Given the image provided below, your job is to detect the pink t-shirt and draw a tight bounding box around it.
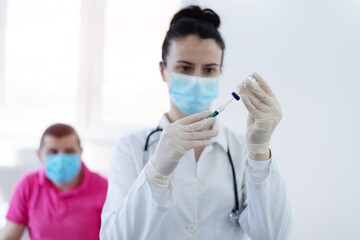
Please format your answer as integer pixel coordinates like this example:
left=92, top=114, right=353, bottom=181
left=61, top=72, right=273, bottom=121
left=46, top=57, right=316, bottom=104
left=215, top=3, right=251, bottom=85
left=6, top=162, right=108, bottom=240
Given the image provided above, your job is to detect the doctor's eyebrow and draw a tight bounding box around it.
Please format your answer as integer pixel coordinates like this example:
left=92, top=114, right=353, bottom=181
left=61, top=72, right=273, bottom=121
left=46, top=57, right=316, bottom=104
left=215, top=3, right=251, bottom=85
left=176, top=60, right=219, bottom=67
left=176, top=60, right=194, bottom=65
left=204, top=63, right=219, bottom=67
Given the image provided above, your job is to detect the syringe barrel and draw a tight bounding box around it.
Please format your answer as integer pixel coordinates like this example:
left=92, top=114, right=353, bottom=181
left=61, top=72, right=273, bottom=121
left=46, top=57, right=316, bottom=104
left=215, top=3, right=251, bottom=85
left=216, top=105, right=226, bottom=113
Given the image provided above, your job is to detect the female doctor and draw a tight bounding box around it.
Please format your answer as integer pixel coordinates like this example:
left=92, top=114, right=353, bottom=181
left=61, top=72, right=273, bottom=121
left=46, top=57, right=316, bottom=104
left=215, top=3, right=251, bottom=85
left=100, top=5, right=291, bottom=240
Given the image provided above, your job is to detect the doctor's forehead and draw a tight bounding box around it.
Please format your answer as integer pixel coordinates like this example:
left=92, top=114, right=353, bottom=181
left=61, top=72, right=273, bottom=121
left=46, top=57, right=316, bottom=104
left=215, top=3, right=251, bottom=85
left=166, top=35, right=222, bottom=65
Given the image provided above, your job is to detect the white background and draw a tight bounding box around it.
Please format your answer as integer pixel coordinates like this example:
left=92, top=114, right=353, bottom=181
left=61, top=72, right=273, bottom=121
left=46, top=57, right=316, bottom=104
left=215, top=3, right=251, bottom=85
left=1, top=0, right=360, bottom=239
left=184, top=0, right=360, bottom=239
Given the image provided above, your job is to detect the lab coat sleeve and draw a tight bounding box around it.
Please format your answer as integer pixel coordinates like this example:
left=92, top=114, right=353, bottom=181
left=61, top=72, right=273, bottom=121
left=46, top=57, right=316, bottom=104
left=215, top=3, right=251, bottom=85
left=100, top=136, right=175, bottom=240
left=239, top=156, right=292, bottom=240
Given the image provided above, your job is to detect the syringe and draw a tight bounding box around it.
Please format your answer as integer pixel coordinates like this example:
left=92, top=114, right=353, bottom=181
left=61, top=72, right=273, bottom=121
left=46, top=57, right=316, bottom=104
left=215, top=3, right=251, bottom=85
left=207, top=75, right=258, bottom=118
left=207, top=91, right=241, bottom=118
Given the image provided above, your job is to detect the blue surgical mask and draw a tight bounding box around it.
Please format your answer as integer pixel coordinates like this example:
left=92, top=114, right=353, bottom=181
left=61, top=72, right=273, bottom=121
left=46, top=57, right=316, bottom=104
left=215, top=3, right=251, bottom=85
left=169, top=72, right=219, bottom=115
left=45, top=154, right=81, bottom=184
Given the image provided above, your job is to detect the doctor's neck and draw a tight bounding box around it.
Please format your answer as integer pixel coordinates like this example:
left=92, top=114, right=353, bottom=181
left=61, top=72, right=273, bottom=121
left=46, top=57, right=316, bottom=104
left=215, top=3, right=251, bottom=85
left=166, top=102, right=186, bottom=123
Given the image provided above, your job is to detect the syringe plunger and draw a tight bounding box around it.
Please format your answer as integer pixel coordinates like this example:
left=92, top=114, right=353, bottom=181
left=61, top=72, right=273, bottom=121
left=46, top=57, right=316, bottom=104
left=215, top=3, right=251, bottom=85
left=232, top=92, right=240, bottom=101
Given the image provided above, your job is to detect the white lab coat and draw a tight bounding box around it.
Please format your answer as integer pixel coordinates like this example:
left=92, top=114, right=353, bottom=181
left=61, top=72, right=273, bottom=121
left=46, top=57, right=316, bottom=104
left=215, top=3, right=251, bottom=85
left=100, top=115, right=291, bottom=240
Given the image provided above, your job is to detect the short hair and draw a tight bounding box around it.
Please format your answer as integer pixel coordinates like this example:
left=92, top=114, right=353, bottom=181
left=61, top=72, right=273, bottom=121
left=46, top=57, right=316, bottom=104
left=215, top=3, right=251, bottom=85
left=39, top=123, right=81, bottom=149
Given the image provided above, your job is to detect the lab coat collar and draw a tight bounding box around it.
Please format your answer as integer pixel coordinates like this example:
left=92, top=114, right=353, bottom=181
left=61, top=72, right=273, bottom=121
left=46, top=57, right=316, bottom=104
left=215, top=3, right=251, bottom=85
left=157, top=113, right=228, bottom=152
left=157, top=113, right=171, bottom=129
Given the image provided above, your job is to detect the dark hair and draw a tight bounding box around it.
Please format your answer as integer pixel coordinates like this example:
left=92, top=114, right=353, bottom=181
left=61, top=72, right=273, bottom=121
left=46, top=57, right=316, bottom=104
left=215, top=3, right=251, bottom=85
left=39, top=123, right=81, bottom=149
left=161, top=5, right=225, bottom=67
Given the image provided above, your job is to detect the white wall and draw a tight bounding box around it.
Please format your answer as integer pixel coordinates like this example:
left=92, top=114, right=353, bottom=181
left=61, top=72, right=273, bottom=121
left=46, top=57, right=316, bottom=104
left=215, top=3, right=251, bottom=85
left=184, top=0, right=360, bottom=239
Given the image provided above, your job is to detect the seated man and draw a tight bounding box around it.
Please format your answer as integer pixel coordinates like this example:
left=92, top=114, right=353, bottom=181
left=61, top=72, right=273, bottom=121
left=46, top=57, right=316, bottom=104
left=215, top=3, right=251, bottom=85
left=0, top=124, right=108, bottom=240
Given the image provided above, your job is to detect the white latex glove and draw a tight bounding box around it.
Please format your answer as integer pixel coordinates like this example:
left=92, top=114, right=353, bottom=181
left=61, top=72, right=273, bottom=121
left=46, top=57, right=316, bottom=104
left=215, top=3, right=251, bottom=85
left=237, top=73, right=282, bottom=154
left=151, top=110, right=218, bottom=176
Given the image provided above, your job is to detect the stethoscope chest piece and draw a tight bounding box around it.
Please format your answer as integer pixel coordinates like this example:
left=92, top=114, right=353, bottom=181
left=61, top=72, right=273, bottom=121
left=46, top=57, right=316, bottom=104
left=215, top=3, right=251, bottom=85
left=229, top=209, right=240, bottom=227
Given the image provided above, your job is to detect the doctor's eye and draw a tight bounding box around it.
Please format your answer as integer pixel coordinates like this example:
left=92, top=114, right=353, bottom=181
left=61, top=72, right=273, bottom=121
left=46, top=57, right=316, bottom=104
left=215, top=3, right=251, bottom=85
left=65, top=148, right=76, bottom=154
left=47, top=149, right=58, bottom=155
left=203, top=67, right=217, bottom=75
left=178, top=65, right=193, bottom=73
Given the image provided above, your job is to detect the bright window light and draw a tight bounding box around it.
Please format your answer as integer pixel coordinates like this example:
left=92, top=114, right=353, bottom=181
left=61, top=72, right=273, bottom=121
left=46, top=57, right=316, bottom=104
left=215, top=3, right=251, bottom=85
left=3, top=0, right=81, bottom=127
left=101, top=0, right=181, bottom=128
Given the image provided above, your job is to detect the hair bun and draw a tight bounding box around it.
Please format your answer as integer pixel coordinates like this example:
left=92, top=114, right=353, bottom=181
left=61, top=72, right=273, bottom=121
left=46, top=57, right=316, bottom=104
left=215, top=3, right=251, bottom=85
left=170, top=5, right=221, bottom=29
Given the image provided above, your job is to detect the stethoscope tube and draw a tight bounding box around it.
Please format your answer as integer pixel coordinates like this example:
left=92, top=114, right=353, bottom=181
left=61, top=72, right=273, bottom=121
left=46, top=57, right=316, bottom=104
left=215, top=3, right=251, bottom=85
left=144, top=127, right=163, bottom=151
left=143, top=127, right=240, bottom=227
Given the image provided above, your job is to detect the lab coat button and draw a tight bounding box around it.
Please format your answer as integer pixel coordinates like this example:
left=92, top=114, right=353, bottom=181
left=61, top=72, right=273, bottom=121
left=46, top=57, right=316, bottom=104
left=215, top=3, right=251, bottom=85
left=186, top=224, right=197, bottom=233
left=196, top=183, right=202, bottom=192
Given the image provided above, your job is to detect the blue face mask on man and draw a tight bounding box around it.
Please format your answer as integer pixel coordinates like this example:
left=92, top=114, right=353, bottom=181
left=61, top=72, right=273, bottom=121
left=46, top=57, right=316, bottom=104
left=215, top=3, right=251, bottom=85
left=45, top=154, right=81, bottom=184
left=169, top=72, right=219, bottom=115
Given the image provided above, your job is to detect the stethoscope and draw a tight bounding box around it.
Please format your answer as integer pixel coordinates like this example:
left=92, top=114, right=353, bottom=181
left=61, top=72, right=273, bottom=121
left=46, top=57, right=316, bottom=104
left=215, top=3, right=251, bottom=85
left=143, top=127, right=241, bottom=227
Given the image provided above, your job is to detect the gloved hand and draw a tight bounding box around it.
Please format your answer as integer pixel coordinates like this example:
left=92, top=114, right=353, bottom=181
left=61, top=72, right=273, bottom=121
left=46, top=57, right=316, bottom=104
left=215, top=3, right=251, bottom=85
left=151, top=110, right=218, bottom=176
left=237, top=73, right=282, bottom=154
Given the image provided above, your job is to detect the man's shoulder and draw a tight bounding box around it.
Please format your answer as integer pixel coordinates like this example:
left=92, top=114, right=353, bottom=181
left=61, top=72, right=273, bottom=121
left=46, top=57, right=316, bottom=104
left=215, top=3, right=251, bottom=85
left=11, top=169, right=43, bottom=199
left=18, top=169, right=42, bottom=186
left=88, top=170, right=107, bottom=185
left=85, top=171, right=108, bottom=200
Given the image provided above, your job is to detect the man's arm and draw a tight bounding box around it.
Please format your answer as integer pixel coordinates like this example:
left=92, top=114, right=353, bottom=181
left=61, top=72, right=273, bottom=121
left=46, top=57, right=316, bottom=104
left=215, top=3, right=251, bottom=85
left=0, top=221, right=25, bottom=240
